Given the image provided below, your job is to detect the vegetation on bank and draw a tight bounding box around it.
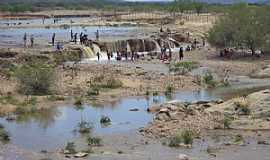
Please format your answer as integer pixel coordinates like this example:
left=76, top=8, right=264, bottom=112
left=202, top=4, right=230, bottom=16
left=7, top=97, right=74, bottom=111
left=1, top=0, right=269, bottom=14
left=208, top=3, right=270, bottom=55
left=169, top=61, right=198, bottom=74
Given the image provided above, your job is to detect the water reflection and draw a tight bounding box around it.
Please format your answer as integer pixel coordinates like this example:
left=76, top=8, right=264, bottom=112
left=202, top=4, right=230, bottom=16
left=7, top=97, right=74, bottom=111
left=0, top=90, right=217, bottom=151
left=15, top=107, right=61, bottom=129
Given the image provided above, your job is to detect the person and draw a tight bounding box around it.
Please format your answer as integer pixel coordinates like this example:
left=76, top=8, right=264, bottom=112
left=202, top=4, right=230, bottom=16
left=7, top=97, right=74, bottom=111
left=96, top=30, right=99, bottom=41
left=71, top=30, right=73, bottom=41
left=42, top=17, right=45, bottom=24
left=202, top=38, right=206, bottom=47
left=79, top=32, right=83, bottom=44
left=179, top=47, right=184, bottom=60
left=52, top=33, right=56, bottom=46
left=168, top=48, right=172, bottom=61
left=74, top=33, right=77, bottom=44
left=131, top=51, right=134, bottom=61
left=186, top=45, right=191, bottom=51
left=160, top=27, right=163, bottom=32
left=116, top=51, right=121, bottom=61
left=193, top=38, right=198, bottom=49
left=30, top=35, right=34, bottom=48
left=97, top=52, right=101, bottom=61
left=107, top=50, right=111, bottom=61
left=23, top=33, right=27, bottom=48
left=125, top=51, right=128, bottom=61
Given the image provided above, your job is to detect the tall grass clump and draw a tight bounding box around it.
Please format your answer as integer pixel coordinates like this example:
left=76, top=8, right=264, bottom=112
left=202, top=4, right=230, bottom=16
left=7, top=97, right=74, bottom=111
left=169, top=130, right=194, bottom=147
left=15, top=62, right=55, bottom=95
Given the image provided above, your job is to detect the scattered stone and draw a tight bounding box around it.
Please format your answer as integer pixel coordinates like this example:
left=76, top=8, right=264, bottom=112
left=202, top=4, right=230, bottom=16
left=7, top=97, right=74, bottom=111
left=74, top=152, right=88, bottom=158
left=178, top=154, right=190, bottom=160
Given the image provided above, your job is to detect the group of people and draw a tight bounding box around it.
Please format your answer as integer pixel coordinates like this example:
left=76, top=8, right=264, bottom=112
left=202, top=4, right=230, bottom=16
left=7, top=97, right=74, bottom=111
left=23, top=32, right=63, bottom=50
left=70, top=29, right=98, bottom=45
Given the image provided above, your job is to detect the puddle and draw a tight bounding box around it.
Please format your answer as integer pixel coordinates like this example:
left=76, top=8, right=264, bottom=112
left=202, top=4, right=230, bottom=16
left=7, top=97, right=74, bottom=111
left=0, top=90, right=217, bottom=151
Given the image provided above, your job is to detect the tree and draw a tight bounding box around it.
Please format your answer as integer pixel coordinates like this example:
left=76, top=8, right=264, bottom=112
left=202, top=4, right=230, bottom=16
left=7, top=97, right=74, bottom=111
left=208, top=3, right=270, bottom=56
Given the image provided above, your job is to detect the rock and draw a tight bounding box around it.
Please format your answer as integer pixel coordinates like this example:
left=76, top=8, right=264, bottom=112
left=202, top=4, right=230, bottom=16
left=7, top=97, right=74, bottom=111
left=258, top=140, right=270, bottom=145
left=74, top=152, right=88, bottom=158
left=129, top=108, right=139, bottom=112
left=147, top=105, right=161, bottom=113
left=155, top=113, right=170, bottom=121
left=159, top=108, right=170, bottom=114
left=178, top=154, right=190, bottom=160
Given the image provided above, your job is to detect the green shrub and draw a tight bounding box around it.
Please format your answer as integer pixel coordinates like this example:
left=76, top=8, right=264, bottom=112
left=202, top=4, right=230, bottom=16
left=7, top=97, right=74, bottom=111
left=0, top=94, right=18, bottom=105
left=74, top=96, right=83, bottom=106
left=47, top=95, right=65, bottom=101
left=78, top=121, right=92, bottom=134
left=88, top=136, right=102, bottom=146
left=65, top=142, right=76, bottom=154
left=181, top=130, right=194, bottom=145
left=0, top=125, right=10, bottom=143
left=169, top=61, right=198, bottom=73
left=15, top=62, right=55, bottom=95
left=165, top=84, right=174, bottom=96
left=223, top=115, right=232, bottom=129
left=203, top=72, right=217, bottom=88
left=102, top=78, right=123, bottom=89
left=233, top=134, right=245, bottom=144
left=87, top=85, right=100, bottom=96
left=169, top=130, right=194, bottom=147
left=100, top=115, right=111, bottom=124
left=234, top=100, right=250, bottom=115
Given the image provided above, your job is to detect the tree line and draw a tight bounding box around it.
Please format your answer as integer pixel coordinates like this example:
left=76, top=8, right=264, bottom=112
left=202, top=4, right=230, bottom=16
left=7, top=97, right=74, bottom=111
left=208, top=3, right=270, bottom=55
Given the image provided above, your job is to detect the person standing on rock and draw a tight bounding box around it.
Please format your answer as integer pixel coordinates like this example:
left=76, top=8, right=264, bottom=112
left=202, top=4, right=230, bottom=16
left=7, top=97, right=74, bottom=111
left=52, top=33, right=56, bottom=46
left=30, top=35, right=34, bottom=48
left=23, top=33, right=27, bottom=48
left=74, top=33, right=77, bottom=44
left=97, top=52, right=101, bottom=61
left=70, top=29, right=73, bottom=42
left=179, top=47, right=184, bottom=61
left=79, top=32, right=83, bottom=45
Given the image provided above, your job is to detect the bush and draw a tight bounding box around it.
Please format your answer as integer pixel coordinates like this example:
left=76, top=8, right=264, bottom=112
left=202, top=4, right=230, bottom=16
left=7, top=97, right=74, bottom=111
left=169, top=130, right=194, bottom=147
left=47, top=95, right=65, bottom=101
left=89, top=75, right=123, bottom=90
left=88, top=136, right=102, bottom=146
left=0, top=125, right=10, bottom=143
left=234, top=100, right=250, bottom=115
left=169, top=61, right=198, bottom=74
left=165, top=84, right=174, bottom=96
left=74, top=96, right=83, bottom=106
left=233, top=134, right=245, bottom=144
left=15, top=62, right=55, bottom=95
left=223, top=115, right=232, bottom=129
left=100, top=115, right=111, bottom=124
left=78, top=121, right=92, bottom=134
left=203, top=72, right=217, bottom=88
left=65, top=142, right=76, bottom=154
left=87, top=84, right=100, bottom=96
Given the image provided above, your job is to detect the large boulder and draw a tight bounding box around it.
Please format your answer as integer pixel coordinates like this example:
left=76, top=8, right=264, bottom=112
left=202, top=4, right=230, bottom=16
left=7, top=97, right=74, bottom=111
left=252, top=65, right=270, bottom=78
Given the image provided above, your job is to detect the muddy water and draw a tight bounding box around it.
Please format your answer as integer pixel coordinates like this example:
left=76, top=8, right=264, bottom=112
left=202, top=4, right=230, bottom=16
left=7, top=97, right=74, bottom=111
left=0, top=90, right=217, bottom=152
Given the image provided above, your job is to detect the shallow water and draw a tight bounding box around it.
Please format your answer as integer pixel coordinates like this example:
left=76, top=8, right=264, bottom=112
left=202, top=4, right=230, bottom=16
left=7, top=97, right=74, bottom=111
left=0, top=90, right=217, bottom=151
left=0, top=25, right=151, bottom=47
